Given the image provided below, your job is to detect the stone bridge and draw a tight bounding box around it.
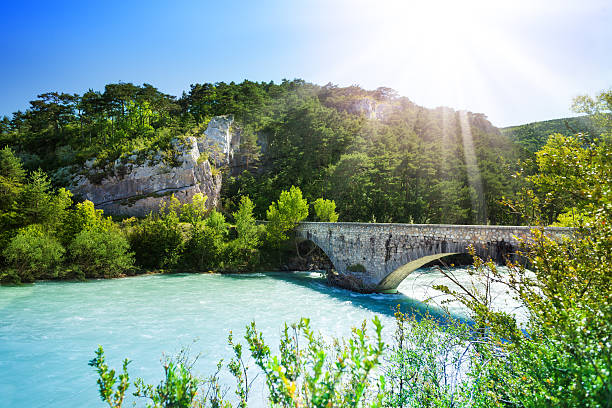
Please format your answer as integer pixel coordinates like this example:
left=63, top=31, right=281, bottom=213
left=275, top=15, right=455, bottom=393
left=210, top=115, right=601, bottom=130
left=295, top=222, right=571, bottom=293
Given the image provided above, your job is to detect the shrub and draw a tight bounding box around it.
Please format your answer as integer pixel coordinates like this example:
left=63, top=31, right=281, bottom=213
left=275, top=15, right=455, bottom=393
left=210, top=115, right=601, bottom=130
left=91, top=345, right=230, bottom=408
left=69, top=228, right=134, bottom=279
left=178, top=193, right=208, bottom=224
left=180, top=223, right=225, bottom=271
left=60, top=200, right=113, bottom=245
left=133, top=356, right=200, bottom=407
left=224, top=239, right=260, bottom=272
left=2, top=224, right=64, bottom=283
left=384, top=310, right=498, bottom=407
left=128, top=205, right=183, bottom=270
left=91, top=318, right=385, bottom=408
left=88, top=346, right=130, bottom=408
left=245, top=317, right=384, bottom=407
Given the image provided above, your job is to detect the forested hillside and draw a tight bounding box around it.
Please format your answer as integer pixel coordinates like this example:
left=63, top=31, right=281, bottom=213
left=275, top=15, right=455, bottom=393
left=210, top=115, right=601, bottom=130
left=1, top=80, right=527, bottom=225
left=501, top=115, right=599, bottom=152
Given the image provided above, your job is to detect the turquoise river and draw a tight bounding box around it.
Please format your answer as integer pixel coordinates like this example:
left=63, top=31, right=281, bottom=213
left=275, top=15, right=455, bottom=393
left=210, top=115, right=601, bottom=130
left=0, top=268, right=520, bottom=407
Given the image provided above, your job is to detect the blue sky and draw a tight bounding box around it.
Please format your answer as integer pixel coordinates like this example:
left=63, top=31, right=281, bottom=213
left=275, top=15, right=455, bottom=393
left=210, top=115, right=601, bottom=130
left=1, top=0, right=610, bottom=127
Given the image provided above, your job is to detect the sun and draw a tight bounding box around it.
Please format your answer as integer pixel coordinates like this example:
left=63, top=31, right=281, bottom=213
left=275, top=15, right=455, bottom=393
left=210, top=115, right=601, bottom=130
left=321, top=0, right=576, bottom=124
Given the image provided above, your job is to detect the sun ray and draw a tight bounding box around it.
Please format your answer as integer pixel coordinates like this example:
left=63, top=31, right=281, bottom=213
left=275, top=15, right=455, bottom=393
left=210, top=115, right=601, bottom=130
left=459, top=110, right=486, bottom=223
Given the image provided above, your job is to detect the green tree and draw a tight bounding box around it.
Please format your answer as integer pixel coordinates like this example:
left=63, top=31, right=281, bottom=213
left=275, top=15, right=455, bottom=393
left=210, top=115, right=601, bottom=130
left=0, top=147, right=25, bottom=206
left=239, top=126, right=261, bottom=170
left=312, top=198, right=339, bottom=222
left=265, top=186, right=308, bottom=248
left=572, top=88, right=612, bottom=142
left=69, top=228, right=134, bottom=279
left=181, top=223, right=225, bottom=271
left=233, top=196, right=260, bottom=248
left=128, top=206, right=183, bottom=270
left=178, top=193, right=208, bottom=225
left=60, top=200, right=113, bottom=245
left=515, top=133, right=611, bottom=226
left=0, top=147, right=26, bottom=239
left=226, top=196, right=263, bottom=270
left=16, top=170, right=72, bottom=230
left=2, top=224, right=65, bottom=283
left=326, top=153, right=374, bottom=222
left=205, top=210, right=229, bottom=237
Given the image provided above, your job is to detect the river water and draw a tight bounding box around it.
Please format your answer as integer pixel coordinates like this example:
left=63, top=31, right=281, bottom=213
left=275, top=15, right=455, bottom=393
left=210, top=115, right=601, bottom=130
left=0, top=268, right=521, bottom=407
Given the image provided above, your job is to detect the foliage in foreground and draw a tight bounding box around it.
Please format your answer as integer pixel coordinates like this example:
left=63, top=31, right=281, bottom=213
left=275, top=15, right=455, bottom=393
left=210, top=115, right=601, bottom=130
left=90, top=317, right=386, bottom=408
left=435, top=122, right=611, bottom=406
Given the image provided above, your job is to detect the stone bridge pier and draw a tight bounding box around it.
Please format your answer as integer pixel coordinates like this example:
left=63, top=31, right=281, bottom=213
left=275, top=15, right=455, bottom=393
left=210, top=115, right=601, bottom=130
left=295, top=222, right=571, bottom=293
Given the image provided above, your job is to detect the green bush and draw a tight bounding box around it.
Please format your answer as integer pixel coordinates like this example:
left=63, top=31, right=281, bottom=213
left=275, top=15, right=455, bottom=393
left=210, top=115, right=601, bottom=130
left=133, top=357, right=201, bottom=408
left=245, top=317, right=384, bottom=407
left=224, top=239, right=260, bottom=272
left=60, top=200, right=113, bottom=245
left=178, top=193, right=208, bottom=224
left=69, top=228, right=134, bottom=279
left=384, top=310, right=498, bottom=408
left=91, top=345, right=230, bottom=408
left=180, top=223, right=225, bottom=271
left=128, top=211, right=183, bottom=270
left=88, top=346, right=130, bottom=408
left=91, top=317, right=385, bottom=408
left=2, top=224, right=64, bottom=283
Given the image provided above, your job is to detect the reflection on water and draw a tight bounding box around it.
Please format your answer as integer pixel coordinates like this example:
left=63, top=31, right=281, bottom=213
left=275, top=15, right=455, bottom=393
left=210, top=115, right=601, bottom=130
left=0, top=267, right=520, bottom=407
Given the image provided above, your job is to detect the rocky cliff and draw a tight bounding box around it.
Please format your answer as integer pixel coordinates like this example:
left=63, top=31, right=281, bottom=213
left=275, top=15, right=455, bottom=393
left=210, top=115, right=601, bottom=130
left=69, top=116, right=238, bottom=217
left=345, top=97, right=397, bottom=120
left=198, top=115, right=240, bottom=166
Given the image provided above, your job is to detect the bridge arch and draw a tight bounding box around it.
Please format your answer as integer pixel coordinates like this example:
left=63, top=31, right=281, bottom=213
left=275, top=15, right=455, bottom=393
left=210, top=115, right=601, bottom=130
left=294, top=238, right=338, bottom=272
left=295, top=222, right=571, bottom=294
left=376, top=252, right=459, bottom=292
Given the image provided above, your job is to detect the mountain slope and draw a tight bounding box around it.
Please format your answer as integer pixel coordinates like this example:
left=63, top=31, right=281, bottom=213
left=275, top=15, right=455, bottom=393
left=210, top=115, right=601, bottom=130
left=501, top=116, right=598, bottom=152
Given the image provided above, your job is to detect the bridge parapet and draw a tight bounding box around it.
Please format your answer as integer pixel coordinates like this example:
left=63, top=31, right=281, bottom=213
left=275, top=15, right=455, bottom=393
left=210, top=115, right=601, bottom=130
left=295, top=222, right=572, bottom=293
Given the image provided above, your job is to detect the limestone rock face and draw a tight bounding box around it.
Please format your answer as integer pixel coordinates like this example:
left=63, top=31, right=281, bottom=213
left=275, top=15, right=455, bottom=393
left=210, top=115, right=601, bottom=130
left=347, top=98, right=395, bottom=120
left=70, top=136, right=222, bottom=217
left=197, top=115, right=240, bottom=166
